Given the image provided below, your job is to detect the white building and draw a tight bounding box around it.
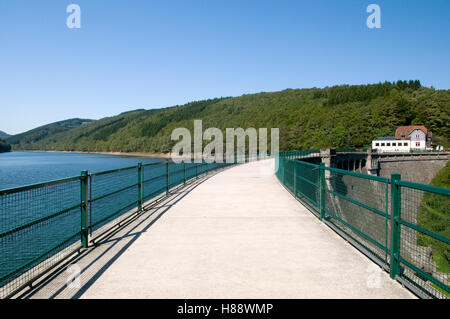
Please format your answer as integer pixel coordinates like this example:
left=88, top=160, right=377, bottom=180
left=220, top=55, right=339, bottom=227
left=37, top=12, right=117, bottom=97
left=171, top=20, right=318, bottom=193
left=408, top=128, right=427, bottom=150
left=372, top=126, right=432, bottom=153
left=372, top=137, right=411, bottom=153
left=395, top=126, right=432, bottom=151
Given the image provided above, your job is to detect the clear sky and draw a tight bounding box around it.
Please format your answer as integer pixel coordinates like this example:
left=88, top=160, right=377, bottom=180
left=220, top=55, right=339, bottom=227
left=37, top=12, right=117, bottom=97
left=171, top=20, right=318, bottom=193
left=0, top=0, right=449, bottom=134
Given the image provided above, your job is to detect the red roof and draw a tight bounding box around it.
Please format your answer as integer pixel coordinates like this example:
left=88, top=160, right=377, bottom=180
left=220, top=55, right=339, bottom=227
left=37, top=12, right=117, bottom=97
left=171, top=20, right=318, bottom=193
left=395, top=126, right=428, bottom=139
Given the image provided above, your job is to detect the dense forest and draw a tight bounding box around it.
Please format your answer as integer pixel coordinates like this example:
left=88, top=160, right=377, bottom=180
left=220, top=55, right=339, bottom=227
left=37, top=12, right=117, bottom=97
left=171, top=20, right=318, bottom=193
left=6, top=81, right=450, bottom=153
left=0, top=139, right=11, bottom=153
left=6, top=118, right=93, bottom=147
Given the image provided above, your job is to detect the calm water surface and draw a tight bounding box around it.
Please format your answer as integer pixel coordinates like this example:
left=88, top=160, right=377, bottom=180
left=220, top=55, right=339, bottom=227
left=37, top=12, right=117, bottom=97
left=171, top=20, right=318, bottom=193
left=0, top=152, right=164, bottom=190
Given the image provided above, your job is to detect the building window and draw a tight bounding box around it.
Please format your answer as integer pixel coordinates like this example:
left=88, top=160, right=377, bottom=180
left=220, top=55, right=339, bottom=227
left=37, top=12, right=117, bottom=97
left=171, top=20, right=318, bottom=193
left=392, top=143, right=396, bottom=146
left=416, top=142, right=420, bottom=147
left=381, top=143, right=385, bottom=146
left=375, top=143, right=379, bottom=147
left=387, top=143, right=391, bottom=146
left=404, top=143, right=408, bottom=146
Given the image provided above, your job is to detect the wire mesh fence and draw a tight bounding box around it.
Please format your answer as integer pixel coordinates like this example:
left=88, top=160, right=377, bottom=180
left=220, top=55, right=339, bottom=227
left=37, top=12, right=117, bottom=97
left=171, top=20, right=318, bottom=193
left=324, top=168, right=390, bottom=266
left=0, top=177, right=81, bottom=299
left=276, top=152, right=449, bottom=299
left=276, top=157, right=321, bottom=216
left=295, top=161, right=320, bottom=216
left=169, top=162, right=186, bottom=189
left=0, top=158, right=235, bottom=299
left=142, top=161, right=167, bottom=202
left=89, top=166, right=139, bottom=238
left=397, top=181, right=449, bottom=299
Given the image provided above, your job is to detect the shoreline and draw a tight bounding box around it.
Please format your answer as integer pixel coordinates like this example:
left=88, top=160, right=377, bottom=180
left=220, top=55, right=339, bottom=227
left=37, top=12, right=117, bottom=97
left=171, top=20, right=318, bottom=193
left=12, top=150, right=173, bottom=159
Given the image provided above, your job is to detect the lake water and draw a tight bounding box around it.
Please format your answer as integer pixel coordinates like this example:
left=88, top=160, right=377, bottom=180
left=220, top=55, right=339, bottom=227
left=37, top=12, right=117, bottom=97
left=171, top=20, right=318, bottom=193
left=0, top=152, right=164, bottom=190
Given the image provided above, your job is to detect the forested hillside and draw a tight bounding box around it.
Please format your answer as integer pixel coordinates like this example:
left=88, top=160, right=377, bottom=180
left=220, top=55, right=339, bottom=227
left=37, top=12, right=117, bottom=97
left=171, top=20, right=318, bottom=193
left=0, top=139, right=11, bottom=153
left=7, top=81, right=450, bottom=153
left=7, top=118, right=93, bottom=149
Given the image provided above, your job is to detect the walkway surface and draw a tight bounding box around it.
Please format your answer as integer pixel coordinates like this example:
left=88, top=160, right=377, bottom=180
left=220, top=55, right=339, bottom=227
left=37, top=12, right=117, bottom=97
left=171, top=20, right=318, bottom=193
left=23, top=159, right=414, bottom=299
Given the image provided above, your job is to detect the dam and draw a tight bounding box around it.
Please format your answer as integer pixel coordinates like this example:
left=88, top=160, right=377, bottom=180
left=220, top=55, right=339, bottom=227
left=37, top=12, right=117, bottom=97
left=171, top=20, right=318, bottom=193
left=0, top=154, right=448, bottom=299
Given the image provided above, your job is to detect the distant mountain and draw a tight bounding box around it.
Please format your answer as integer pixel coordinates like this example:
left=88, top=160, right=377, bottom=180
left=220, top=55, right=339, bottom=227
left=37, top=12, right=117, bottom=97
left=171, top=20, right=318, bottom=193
left=0, top=130, right=10, bottom=139
left=7, top=81, right=450, bottom=153
left=7, top=118, right=93, bottom=149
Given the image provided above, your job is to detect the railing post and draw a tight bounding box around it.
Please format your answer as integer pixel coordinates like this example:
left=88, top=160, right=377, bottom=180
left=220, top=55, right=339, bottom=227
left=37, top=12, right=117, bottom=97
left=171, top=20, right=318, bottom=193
left=80, top=170, right=89, bottom=248
left=390, top=173, right=401, bottom=279
left=293, top=162, right=297, bottom=197
left=184, top=161, right=186, bottom=185
left=319, top=163, right=326, bottom=221
left=138, top=163, right=142, bottom=211
left=166, top=159, right=170, bottom=195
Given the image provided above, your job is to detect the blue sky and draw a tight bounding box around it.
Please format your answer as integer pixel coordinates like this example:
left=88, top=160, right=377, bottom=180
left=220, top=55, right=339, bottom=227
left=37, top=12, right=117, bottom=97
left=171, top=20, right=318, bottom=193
left=0, top=0, right=449, bottom=134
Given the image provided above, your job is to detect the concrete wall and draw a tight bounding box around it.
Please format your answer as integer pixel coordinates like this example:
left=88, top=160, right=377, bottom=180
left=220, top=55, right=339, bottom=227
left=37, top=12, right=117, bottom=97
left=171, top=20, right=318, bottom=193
left=378, top=159, right=448, bottom=184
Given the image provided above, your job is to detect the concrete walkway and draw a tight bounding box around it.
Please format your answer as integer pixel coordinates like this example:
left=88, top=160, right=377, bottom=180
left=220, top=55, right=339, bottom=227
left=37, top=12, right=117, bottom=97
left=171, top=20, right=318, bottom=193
left=24, top=159, right=414, bottom=299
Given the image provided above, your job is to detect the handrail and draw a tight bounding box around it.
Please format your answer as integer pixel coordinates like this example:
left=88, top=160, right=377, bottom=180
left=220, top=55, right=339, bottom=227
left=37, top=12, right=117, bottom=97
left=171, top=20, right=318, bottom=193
left=325, top=165, right=390, bottom=183
left=397, top=179, right=450, bottom=196
left=0, top=176, right=80, bottom=196
left=276, top=152, right=449, bottom=299
left=90, top=165, right=138, bottom=177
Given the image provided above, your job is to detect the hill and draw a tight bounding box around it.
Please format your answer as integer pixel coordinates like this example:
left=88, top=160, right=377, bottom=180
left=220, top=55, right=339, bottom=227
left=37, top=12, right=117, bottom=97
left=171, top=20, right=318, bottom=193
left=429, top=162, right=450, bottom=189
left=7, top=118, right=93, bottom=149
left=0, top=130, right=10, bottom=139
left=7, top=81, right=450, bottom=153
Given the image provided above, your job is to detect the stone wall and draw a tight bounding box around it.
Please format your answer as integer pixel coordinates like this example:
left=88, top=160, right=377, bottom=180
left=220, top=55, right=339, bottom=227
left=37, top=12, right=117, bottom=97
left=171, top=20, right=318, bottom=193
left=378, top=159, right=448, bottom=184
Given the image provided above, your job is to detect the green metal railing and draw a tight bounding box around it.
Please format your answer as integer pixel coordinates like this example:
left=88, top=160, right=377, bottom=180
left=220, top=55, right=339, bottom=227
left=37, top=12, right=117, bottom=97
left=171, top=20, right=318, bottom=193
left=0, top=157, right=235, bottom=299
left=276, top=152, right=449, bottom=299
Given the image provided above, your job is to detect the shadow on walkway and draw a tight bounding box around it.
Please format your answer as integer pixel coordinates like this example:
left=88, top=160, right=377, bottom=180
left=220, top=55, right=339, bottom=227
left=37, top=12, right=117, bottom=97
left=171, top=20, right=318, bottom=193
left=18, top=169, right=226, bottom=299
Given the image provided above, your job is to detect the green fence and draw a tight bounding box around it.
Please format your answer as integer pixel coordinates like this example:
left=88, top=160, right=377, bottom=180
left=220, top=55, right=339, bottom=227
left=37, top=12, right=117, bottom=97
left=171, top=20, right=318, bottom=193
left=276, top=153, right=449, bottom=299
left=0, top=158, right=234, bottom=299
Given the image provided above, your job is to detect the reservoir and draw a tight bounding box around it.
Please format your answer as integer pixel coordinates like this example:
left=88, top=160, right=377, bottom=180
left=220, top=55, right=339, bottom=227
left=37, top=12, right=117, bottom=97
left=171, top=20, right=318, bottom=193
left=0, top=152, right=163, bottom=190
